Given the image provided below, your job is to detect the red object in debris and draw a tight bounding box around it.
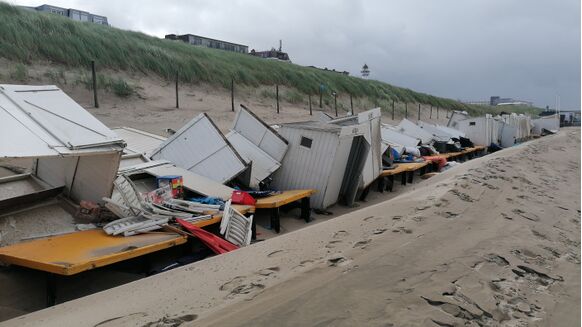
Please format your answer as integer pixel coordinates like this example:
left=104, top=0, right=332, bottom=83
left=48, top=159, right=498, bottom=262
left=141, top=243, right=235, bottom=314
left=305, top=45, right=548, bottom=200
left=423, top=156, right=447, bottom=170
left=176, top=218, right=238, bottom=254
left=231, top=190, right=256, bottom=205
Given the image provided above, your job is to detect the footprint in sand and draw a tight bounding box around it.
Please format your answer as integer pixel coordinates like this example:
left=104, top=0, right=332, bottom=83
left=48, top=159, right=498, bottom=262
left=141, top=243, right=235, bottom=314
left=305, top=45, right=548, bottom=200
left=353, top=239, right=371, bottom=249
left=142, top=314, right=198, bottom=327
left=449, top=189, right=474, bottom=202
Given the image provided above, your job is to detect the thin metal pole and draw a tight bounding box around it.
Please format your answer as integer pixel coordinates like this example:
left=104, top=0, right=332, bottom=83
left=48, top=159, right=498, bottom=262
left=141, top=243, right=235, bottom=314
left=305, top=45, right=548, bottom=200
left=91, top=60, right=98, bottom=108
left=392, top=100, right=395, bottom=120
left=231, top=78, right=234, bottom=112
left=334, top=93, right=338, bottom=117
left=405, top=103, right=408, bottom=119
left=276, top=84, right=279, bottom=114
left=350, top=94, right=353, bottom=115
left=309, top=94, right=312, bottom=115
left=175, top=71, right=179, bottom=109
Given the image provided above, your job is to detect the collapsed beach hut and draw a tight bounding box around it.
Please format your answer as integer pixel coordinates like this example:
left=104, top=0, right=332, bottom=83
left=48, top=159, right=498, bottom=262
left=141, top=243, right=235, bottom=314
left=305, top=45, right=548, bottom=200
left=449, top=115, right=502, bottom=147
left=112, top=127, right=166, bottom=168
left=225, top=105, right=288, bottom=189
left=417, top=121, right=464, bottom=140
left=380, top=124, right=421, bottom=153
left=447, top=110, right=470, bottom=127
left=396, top=118, right=437, bottom=144
left=0, top=85, right=125, bottom=245
left=150, top=113, right=249, bottom=185
left=532, top=114, right=559, bottom=135
left=272, top=121, right=369, bottom=209
left=0, top=85, right=125, bottom=205
left=323, top=108, right=382, bottom=191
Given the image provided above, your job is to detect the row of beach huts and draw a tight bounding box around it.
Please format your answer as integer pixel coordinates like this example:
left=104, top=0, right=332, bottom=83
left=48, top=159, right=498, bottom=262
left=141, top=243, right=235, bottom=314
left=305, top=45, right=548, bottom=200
left=0, top=84, right=560, bottom=306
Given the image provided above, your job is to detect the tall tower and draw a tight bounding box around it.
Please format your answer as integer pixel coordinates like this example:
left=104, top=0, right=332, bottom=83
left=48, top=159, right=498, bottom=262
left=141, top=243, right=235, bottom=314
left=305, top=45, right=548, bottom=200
left=361, top=63, right=370, bottom=79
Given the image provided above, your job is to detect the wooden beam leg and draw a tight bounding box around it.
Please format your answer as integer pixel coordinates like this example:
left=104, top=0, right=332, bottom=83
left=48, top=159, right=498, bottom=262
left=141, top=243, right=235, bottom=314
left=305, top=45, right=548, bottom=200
left=387, top=175, right=394, bottom=192
left=420, top=166, right=426, bottom=176
left=270, top=207, right=281, bottom=233
left=377, top=177, right=386, bottom=193
left=408, top=171, right=414, bottom=184
left=359, top=186, right=371, bottom=201
left=251, top=214, right=257, bottom=240
left=401, top=173, right=407, bottom=185
left=46, top=273, right=57, bottom=307
left=300, top=197, right=312, bottom=223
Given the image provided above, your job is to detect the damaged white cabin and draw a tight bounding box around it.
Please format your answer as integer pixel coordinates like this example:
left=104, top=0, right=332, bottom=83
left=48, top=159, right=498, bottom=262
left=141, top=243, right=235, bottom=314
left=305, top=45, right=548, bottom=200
left=0, top=85, right=125, bottom=245
left=273, top=121, right=369, bottom=209
left=323, top=108, right=382, bottom=191
left=0, top=85, right=125, bottom=205
left=150, top=113, right=249, bottom=185
left=225, top=105, right=288, bottom=189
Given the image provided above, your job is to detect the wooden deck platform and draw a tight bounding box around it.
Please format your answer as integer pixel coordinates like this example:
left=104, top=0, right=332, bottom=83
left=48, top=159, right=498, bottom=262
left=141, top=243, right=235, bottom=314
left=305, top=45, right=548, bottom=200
left=254, top=189, right=316, bottom=234
left=0, top=230, right=187, bottom=276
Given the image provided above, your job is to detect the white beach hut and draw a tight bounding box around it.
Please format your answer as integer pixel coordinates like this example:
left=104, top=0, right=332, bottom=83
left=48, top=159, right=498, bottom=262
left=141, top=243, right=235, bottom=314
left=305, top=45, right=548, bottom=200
left=0, top=84, right=125, bottom=205
left=150, top=113, right=248, bottom=184
left=225, top=105, right=289, bottom=189
left=324, top=108, right=383, bottom=191
left=273, top=121, right=369, bottom=209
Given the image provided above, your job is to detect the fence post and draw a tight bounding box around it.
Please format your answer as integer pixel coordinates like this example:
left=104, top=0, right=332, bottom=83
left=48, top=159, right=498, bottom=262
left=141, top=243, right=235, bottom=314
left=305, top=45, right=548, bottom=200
left=350, top=94, right=354, bottom=115
left=418, top=103, right=421, bottom=120
left=430, top=105, right=432, bottom=119
left=276, top=84, right=280, bottom=114
left=405, top=103, right=408, bottom=119
left=309, top=94, right=312, bottom=115
left=319, top=86, right=322, bottom=108
left=334, top=92, right=338, bottom=117
left=392, top=100, right=395, bottom=120
left=91, top=60, right=98, bottom=108
left=231, top=78, right=234, bottom=112
left=175, top=71, right=179, bottom=109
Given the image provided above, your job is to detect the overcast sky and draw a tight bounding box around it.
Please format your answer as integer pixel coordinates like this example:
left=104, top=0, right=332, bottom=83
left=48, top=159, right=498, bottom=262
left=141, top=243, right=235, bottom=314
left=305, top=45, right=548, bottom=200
left=9, top=0, right=581, bottom=109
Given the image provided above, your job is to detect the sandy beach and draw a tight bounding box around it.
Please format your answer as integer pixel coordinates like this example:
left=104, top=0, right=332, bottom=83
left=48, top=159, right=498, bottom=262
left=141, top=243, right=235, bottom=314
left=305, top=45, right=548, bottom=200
left=3, top=128, right=579, bottom=327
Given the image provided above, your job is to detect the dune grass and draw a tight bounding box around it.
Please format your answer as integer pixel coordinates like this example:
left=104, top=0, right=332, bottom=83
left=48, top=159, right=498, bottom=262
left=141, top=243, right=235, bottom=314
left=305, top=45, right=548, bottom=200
left=0, top=3, right=542, bottom=116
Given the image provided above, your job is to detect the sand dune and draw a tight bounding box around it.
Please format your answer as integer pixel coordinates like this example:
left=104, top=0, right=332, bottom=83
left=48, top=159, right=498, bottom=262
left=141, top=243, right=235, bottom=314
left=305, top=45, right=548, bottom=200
left=3, top=129, right=580, bottom=327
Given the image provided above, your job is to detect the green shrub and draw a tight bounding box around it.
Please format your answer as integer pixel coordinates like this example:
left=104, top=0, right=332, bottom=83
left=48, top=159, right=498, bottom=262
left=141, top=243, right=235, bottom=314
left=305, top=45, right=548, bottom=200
left=110, top=78, right=133, bottom=97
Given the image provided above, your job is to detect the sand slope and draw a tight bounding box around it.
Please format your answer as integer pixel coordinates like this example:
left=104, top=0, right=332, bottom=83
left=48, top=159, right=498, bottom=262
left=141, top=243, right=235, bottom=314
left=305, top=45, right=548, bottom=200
left=3, top=129, right=580, bottom=327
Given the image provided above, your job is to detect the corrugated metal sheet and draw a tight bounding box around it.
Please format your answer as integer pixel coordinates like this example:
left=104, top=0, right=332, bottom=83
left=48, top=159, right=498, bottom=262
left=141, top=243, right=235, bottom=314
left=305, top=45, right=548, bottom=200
left=233, top=105, right=288, bottom=162
left=0, top=85, right=124, bottom=157
left=273, top=122, right=366, bottom=209
left=226, top=131, right=281, bottom=189
left=112, top=127, right=166, bottom=156
left=150, top=113, right=247, bottom=183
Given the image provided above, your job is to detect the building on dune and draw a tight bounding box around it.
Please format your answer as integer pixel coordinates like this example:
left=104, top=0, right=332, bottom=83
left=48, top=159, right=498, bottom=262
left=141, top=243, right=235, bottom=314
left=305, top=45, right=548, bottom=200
left=20, top=4, right=109, bottom=25
left=165, top=34, right=249, bottom=54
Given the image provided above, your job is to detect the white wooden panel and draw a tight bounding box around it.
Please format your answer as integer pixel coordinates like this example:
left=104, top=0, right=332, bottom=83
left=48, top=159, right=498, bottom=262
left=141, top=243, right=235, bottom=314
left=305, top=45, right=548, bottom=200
left=70, top=152, right=121, bottom=202
left=226, top=131, right=281, bottom=189
left=151, top=113, right=246, bottom=183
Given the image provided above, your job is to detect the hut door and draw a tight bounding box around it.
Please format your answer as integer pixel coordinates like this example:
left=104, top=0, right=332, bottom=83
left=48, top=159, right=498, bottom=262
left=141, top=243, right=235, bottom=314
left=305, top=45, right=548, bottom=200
left=339, top=135, right=369, bottom=206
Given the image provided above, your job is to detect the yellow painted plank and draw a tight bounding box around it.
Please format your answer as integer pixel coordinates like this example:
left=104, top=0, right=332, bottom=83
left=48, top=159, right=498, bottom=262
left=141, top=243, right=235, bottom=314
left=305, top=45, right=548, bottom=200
left=380, top=161, right=428, bottom=177
left=254, top=189, right=316, bottom=209
left=0, top=230, right=187, bottom=275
